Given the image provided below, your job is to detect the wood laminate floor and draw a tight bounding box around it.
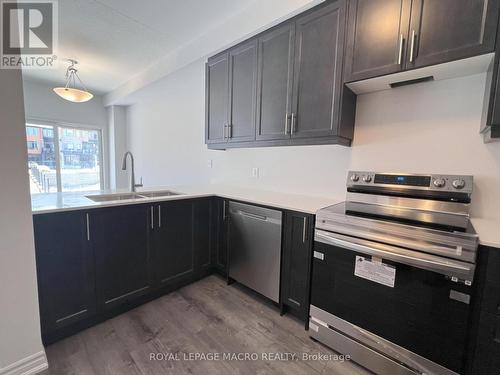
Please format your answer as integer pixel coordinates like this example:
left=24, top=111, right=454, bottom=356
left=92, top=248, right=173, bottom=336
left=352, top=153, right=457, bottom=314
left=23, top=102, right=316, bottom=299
left=41, top=275, right=370, bottom=375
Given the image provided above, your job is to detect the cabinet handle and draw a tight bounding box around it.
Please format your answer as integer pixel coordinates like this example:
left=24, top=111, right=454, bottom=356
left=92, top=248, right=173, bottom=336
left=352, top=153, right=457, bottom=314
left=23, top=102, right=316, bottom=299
left=222, top=201, right=226, bottom=220
left=158, top=205, right=161, bottom=228
left=409, top=29, right=416, bottom=63
left=223, top=124, right=227, bottom=139
left=397, top=33, right=404, bottom=65
left=86, top=213, right=90, bottom=241
left=150, top=206, right=154, bottom=230
left=302, top=216, right=307, bottom=243
left=228, top=124, right=233, bottom=139
left=284, top=113, right=289, bottom=135
left=291, top=113, right=296, bottom=135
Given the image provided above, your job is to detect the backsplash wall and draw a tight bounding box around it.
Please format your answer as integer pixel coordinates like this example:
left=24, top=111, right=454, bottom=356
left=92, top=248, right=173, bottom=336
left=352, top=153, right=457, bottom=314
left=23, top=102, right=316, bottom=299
left=126, top=59, right=500, bottom=220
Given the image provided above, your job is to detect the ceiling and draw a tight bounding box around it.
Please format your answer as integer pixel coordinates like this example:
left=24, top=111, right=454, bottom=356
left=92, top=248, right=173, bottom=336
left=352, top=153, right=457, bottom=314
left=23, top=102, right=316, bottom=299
left=22, top=0, right=255, bottom=95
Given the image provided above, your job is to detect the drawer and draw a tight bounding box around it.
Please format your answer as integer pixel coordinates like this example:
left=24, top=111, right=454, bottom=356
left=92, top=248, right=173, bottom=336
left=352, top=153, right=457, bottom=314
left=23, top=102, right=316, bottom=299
left=482, top=281, right=500, bottom=315
left=485, top=247, right=500, bottom=284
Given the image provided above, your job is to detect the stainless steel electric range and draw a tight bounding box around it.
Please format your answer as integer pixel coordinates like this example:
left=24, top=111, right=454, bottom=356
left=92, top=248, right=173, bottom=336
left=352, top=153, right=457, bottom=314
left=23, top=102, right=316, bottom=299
left=309, top=172, right=479, bottom=375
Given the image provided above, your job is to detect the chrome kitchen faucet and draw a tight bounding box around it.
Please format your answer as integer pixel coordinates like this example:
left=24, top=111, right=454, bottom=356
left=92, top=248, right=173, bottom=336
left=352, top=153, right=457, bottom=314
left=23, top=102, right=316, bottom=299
left=121, top=151, right=143, bottom=192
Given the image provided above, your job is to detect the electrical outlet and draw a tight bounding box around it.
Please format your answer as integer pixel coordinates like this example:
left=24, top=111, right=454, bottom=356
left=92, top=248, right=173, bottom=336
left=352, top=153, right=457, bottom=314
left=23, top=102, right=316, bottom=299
left=207, top=159, right=213, bottom=168
left=252, top=167, right=259, bottom=178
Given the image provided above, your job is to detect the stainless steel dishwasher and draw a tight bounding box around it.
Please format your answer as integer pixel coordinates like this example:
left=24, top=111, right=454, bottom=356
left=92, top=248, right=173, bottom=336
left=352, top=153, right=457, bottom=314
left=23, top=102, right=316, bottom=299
left=228, top=201, right=282, bottom=303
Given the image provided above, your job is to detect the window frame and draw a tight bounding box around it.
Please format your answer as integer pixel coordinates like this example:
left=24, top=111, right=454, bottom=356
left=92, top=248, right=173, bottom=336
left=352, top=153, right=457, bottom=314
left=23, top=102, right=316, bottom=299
left=26, top=119, right=105, bottom=193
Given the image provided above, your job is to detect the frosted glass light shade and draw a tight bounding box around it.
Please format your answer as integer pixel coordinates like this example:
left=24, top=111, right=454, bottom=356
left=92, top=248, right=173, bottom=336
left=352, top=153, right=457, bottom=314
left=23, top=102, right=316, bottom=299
left=53, top=87, right=93, bottom=103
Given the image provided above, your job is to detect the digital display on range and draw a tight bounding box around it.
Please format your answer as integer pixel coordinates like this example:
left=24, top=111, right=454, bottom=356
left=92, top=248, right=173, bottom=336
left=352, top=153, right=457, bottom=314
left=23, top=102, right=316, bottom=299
left=374, top=174, right=431, bottom=187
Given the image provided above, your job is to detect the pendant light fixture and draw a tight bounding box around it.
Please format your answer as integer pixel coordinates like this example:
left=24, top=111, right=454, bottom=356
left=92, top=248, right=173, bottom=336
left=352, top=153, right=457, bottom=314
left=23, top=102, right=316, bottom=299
left=53, top=59, right=94, bottom=103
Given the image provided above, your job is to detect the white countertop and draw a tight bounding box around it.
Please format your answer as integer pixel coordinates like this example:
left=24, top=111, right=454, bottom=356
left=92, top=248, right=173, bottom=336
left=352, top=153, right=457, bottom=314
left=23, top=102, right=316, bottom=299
left=30, top=185, right=500, bottom=249
left=471, top=218, right=500, bottom=248
left=31, top=184, right=341, bottom=216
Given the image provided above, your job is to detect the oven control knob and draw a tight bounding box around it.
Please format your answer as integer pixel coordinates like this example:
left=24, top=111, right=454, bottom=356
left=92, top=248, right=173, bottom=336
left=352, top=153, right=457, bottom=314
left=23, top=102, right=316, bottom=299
left=363, top=175, right=372, bottom=183
left=350, top=174, right=359, bottom=182
left=433, top=178, right=446, bottom=188
left=452, top=179, right=466, bottom=190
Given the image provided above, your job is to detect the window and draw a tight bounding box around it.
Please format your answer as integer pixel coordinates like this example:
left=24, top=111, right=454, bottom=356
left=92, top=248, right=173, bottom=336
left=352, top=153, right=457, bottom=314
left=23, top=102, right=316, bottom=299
left=26, top=127, right=39, bottom=136
left=26, top=123, right=103, bottom=194
left=27, top=141, right=38, bottom=150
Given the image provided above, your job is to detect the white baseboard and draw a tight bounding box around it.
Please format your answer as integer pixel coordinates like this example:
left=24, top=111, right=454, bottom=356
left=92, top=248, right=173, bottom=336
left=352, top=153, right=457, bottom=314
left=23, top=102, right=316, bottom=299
left=0, top=351, right=48, bottom=375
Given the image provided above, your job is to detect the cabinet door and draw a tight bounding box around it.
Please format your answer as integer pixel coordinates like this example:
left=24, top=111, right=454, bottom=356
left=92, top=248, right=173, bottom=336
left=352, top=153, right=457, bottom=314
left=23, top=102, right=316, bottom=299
left=154, top=200, right=194, bottom=286
left=344, top=0, right=411, bottom=82
left=407, top=0, right=499, bottom=69
left=213, top=198, right=228, bottom=274
left=193, top=198, right=212, bottom=273
left=206, top=52, right=229, bottom=144
left=228, top=40, right=258, bottom=143
left=470, top=311, right=500, bottom=374
left=291, top=1, right=348, bottom=139
left=91, top=205, right=152, bottom=310
left=255, top=23, right=295, bottom=141
left=33, top=211, right=95, bottom=335
left=281, top=212, right=313, bottom=320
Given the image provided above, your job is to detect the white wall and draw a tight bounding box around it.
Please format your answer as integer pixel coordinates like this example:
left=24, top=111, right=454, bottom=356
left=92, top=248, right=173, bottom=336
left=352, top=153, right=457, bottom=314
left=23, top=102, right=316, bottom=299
left=127, top=58, right=500, bottom=221
left=22, top=79, right=110, bottom=188
left=0, top=71, right=47, bottom=373
left=126, top=61, right=211, bottom=187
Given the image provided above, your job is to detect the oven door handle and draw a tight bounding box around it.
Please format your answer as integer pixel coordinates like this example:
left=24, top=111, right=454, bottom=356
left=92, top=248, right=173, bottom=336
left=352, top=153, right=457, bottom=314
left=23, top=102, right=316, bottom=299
left=315, top=230, right=474, bottom=282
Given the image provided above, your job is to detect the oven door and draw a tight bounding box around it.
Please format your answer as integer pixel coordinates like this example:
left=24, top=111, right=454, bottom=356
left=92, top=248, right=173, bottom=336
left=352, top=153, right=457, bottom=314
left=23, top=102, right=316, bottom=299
left=311, top=230, right=474, bottom=374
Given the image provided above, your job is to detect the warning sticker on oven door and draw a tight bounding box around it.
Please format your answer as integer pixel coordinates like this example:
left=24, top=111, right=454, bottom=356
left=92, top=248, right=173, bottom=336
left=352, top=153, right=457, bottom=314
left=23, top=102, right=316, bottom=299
left=354, top=256, right=396, bottom=288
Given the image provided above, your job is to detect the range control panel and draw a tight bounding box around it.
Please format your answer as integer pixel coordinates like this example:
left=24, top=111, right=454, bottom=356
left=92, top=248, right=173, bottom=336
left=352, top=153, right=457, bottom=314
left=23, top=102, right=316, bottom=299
left=347, top=171, right=474, bottom=194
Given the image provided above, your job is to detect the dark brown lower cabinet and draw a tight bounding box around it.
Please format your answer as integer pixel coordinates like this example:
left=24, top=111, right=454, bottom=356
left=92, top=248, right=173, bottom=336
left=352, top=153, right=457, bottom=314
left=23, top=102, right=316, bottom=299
left=280, top=211, right=314, bottom=323
left=467, top=246, right=500, bottom=374
left=212, top=198, right=228, bottom=275
left=470, top=311, right=500, bottom=374
left=153, top=200, right=194, bottom=287
left=153, top=198, right=213, bottom=288
left=34, top=198, right=214, bottom=344
left=33, top=211, right=96, bottom=339
left=90, top=204, right=153, bottom=311
left=193, top=198, right=213, bottom=272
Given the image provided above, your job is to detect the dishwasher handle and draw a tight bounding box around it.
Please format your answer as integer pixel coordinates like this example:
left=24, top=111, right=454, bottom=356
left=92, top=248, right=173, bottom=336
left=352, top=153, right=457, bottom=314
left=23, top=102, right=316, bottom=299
left=238, top=210, right=268, bottom=221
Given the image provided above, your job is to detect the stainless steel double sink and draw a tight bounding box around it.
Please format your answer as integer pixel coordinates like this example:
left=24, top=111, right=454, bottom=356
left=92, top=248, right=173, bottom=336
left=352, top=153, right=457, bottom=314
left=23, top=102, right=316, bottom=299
left=86, top=190, right=182, bottom=203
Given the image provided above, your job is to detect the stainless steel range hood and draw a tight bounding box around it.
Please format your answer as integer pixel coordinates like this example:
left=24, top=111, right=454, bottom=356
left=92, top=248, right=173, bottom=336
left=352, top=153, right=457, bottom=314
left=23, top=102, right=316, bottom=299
left=346, top=53, right=494, bottom=94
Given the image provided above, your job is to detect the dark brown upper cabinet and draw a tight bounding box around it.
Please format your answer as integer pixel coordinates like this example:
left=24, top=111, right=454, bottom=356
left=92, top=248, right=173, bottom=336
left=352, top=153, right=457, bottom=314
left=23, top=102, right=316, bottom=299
left=407, top=0, right=500, bottom=69
left=291, top=0, right=348, bottom=139
left=344, top=0, right=412, bottom=82
left=228, top=40, right=258, bottom=143
left=481, top=14, right=500, bottom=142
left=344, top=0, right=500, bottom=82
left=255, top=23, right=295, bottom=141
left=205, top=41, right=257, bottom=144
left=256, top=1, right=350, bottom=141
left=206, top=0, right=356, bottom=149
left=205, top=52, right=229, bottom=144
